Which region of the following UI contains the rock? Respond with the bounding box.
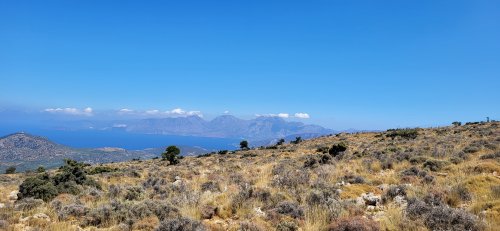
[0,203,5,209]
[377,184,389,191]
[361,192,381,206]
[174,176,182,181]
[19,213,51,223]
[394,195,407,207]
[172,179,183,187]
[254,207,266,217]
[9,190,19,201]
[367,205,376,211]
[33,213,50,221]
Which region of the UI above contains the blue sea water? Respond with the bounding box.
[0,126,240,151]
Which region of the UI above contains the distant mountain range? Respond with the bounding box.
[75,115,334,142]
[0,133,207,172]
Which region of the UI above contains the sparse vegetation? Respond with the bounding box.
[0,122,498,230]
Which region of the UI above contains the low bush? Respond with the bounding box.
[156,217,205,231]
[327,216,380,231]
[274,201,304,219]
[14,197,44,211]
[479,152,500,160]
[382,185,406,203]
[276,221,298,231]
[200,181,220,192]
[17,159,100,202]
[329,143,348,157]
[423,159,450,171]
[406,197,483,231]
[386,128,418,139]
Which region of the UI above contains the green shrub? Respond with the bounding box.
[387,128,419,139]
[17,159,100,202]
[17,173,58,202]
[291,137,302,144]
[36,166,46,173]
[5,166,16,174]
[329,143,347,157]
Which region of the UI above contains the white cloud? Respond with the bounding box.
[294,113,310,119]
[139,108,203,117]
[277,113,289,118]
[145,109,160,115]
[119,108,134,113]
[223,110,230,114]
[44,107,93,116]
[255,113,289,118]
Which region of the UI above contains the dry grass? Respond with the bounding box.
[0,122,498,230]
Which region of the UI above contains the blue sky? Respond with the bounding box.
[1,1,499,130]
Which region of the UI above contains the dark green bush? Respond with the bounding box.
[17,159,100,202]
[329,143,347,157]
[387,128,419,139]
[240,140,249,150]
[5,166,16,174]
[17,173,58,202]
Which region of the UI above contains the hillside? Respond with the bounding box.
[0,133,207,172]
[0,122,498,231]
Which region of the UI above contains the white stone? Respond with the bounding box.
[254,207,266,217]
[8,190,18,201]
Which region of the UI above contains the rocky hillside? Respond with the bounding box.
[0,133,207,172]
[0,122,498,231]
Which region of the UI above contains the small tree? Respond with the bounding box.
[291,137,302,144]
[276,138,285,146]
[240,140,249,150]
[36,166,46,173]
[162,145,181,165]
[452,121,462,126]
[5,166,16,174]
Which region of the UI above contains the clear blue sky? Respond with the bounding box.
[1,1,499,129]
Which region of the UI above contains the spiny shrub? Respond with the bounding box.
[382,185,406,203]
[406,197,483,231]
[423,159,450,171]
[274,201,304,219]
[272,169,310,189]
[327,216,380,231]
[239,221,265,231]
[124,186,143,201]
[14,197,44,211]
[276,221,298,231]
[200,181,220,192]
[479,152,500,160]
[57,203,89,220]
[156,217,205,231]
